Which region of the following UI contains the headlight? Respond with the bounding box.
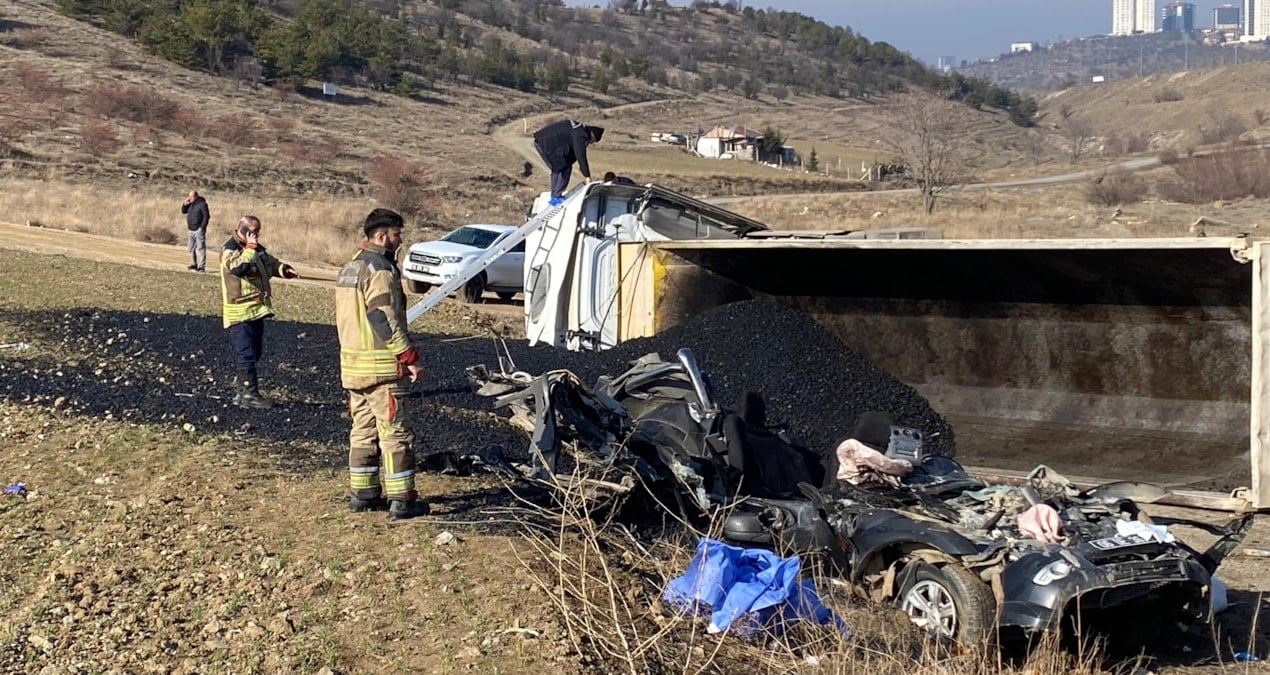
[1031,560,1072,586]
[440,256,465,264]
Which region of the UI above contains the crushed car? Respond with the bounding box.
[470,348,1253,645]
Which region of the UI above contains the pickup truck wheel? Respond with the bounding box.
[495,291,517,302]
[405,279,431,294]
[899,563,996,645]
[460,274,485,304]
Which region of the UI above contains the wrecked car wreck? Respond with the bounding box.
[472,348,1253,646]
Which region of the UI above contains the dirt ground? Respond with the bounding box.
[3,232,1270,674]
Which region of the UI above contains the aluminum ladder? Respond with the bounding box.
[405,185,581,324]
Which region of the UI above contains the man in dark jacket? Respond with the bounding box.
[181,190,211,271]
[532,120,604,203]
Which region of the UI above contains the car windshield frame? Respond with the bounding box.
[440,226,503,249]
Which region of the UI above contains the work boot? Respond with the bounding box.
[349,495,388,512]
[388,499,431,521]
[236,369,274,409]
[187,264,198,270]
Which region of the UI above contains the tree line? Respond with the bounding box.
[54,0,1037,126]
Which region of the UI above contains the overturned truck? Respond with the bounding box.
[501,182,1270,512]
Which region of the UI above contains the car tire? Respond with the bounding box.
[898,562,996,645]
[405,279,432,294]
[460,274,485,304]
[495,291,517,302]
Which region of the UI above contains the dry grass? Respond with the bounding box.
[508,464,1118,675]
[0,178,378,265]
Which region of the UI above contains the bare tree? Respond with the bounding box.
[888,93,960,215]
[1062,118,1095,164]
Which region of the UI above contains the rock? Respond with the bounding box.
[434,531,456,546]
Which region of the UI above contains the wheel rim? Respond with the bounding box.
[901,579,958,638]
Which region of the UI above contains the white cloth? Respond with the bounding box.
[834,438,913,484]
[1115,519,1175,543]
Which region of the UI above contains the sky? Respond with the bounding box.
[565,1,1152,66]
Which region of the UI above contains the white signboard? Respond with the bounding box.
[322,82,337,96]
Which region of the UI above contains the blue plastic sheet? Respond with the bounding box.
[663,537,848,637]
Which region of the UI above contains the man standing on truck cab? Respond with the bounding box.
[532,119,604,204]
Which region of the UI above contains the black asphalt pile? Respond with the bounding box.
[501,299,956,458]
[0,300,953,472]
[0,308,528,465]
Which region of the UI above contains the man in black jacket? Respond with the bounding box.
[532,120,604,203]
[181,190,211,271]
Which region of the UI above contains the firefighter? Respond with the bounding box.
[219,215,299,409]
[335,208,430,520]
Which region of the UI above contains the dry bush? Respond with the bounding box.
[135,226,179,245]
[1157,148,1181,165]
[1103,132,1150,156]
[1256,109,1269,126]
[79,119,121,156]
[369,153,436,217]
[508,466,1113,675]
[171,107,207,139]
[1153,88,1184,103]
[1197,114,1249,146]
[11,61,67,104]
[1159,148,1270,203]
[84,83,183,131]
[7,27,50,49]
[0,116,39,144]
[1085,171,1147,206]
[130,123,161,147]
[211,113,262,148]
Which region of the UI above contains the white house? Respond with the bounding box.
[695,126,757,159]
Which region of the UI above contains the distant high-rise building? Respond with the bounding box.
[1162,2,1195,31]
[1214,4,1241,29]
[1244,0,1270,38]
[1112,0,1157,35]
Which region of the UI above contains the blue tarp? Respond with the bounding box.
[662,537,849,637]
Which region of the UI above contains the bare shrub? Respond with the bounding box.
[135,226,179,245]
[1085,170,1147,206]
[1158,148,1181,165]
[277,139,321,163]
[1159,148,1270,203]
[84,83,182,130]
[1153,87,1184,103]
[509,466,1112,675]
[369,153,435,216]
[79,119,121,156]
[1105,132,1151,156]
[1197,114,1249,145]
[12,61,64,103]
[130,123,161,147]
[8,28,50,49]
[171,107,207,139]
[1255,109,1269,126]
[0,116,39,144]
[211,113,262,148]
[103,45,128,69]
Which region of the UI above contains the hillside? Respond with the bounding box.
[0,0,1048,233]
[959,30,1270,92]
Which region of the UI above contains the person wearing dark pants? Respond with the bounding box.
[219,215,300,409]
[532,119,604,203]
[181,190,210,271]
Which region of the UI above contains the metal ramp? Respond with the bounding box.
[405,186,581,324]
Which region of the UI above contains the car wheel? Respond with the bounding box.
[495,291,517,302]
[405,279,431,294]
[459,274,485,304]
[898,562,996,644]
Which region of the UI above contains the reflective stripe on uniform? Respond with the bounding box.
[383,469,414,496]
[349,465,379,490]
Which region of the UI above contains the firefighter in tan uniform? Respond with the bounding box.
[335,208,430,520]
[220,215,299,409]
